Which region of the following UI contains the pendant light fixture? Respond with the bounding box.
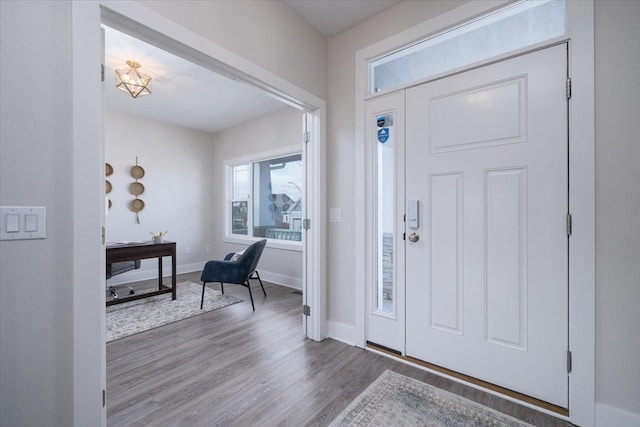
[115,60,152,99]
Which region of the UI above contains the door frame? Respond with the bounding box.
[72,1,327,424]
[354,1,595,426]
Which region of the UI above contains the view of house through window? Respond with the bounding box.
[229,153,303,243]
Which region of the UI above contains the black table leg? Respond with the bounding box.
[158,256,163,290]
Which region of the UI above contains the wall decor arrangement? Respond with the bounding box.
[129,157,145,224]
[105,162,113,209]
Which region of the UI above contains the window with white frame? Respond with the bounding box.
[226,149,303,245]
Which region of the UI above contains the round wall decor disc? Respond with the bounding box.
[130,165,145,179]
[129,182,145,196]
[130,198,145,212]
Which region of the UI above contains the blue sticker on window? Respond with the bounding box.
[378,127,389,143]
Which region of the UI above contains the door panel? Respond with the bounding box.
[430,76,527,153]
[430,173,463,334]
[405,44,569,407]
[485,167,528,350]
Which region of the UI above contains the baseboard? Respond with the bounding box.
[106,262,203,286]
[257,270,302,290]
[596,403,640,426]
[106,263,302,290]
[327,320,357,346]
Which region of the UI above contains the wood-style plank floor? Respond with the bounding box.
[107,272,573,426]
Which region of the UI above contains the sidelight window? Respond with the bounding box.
[375,113,395,314]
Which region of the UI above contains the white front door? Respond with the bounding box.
[405,44,569,407]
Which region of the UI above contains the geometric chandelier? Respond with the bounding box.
[115,60,152,99]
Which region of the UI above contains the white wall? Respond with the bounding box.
[104,108,216,282]
[0,1,74,425]
[594,0,640,421]
[140,0,327,101]
[211,107,304,289]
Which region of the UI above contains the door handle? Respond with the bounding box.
[408,233,420,242]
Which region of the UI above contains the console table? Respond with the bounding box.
[106,241,176,306]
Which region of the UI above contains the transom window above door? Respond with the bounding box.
[369,0,566,94]
[225,147,303,248]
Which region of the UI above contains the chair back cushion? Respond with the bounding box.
[238,239,267,274]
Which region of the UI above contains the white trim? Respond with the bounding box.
[73,1,326,424]
[354,1,595,425]
[327,321,357,347]
[224,144,302,167]
[595,403,640,427]
[257,270,303,290]
[107,263,303,290]
[223,236,303,252]
[565,2,596,425]
[106,262,203,286]
[305,108,327,341]
[72,3,106,425]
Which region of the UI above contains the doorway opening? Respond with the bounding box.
[102,23,306,309]
[72,2,326,423]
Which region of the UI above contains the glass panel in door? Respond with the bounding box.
[376,113,394,314]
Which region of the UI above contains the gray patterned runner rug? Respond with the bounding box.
[330,370,535,426]
[106,280,241,342]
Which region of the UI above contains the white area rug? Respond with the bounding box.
[106,280,241,342]
[330,370,535,426]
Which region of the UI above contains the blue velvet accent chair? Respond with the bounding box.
[200,239,267,311]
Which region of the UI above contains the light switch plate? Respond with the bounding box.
[329,208,342,223]
[6,214,19,233]
[25,214,38,232]
[1,206,46,240]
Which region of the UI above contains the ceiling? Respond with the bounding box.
[104,1,402,134]
[104,26,289,135]
[284,0,402,37]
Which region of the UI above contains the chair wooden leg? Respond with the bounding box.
[254,271,266,297]
[246,280,255,311]
[200,281,206,309]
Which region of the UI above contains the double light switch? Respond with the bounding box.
[1,206,46,240]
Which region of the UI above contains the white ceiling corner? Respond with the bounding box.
[283,0,402,37]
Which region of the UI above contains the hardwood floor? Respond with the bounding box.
[107,272,573,426]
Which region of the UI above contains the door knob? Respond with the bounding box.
[408,233,420,242]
